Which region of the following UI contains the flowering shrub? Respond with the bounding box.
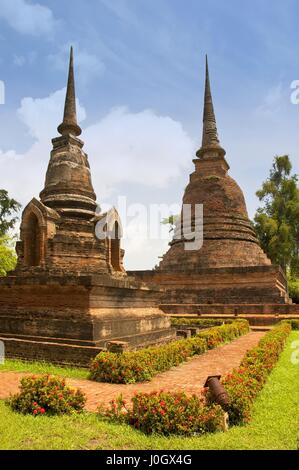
[196,320,249,349]
[99,391,225,436]
[90,320,249,384]
[7,375,86,416]
[219,322,291,425]
[89,339,197,384]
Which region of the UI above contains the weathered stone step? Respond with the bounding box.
[250,326,272,332]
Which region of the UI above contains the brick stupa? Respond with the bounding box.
[0,48,173,365]
[131,57,293,315]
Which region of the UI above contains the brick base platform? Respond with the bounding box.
[129,266,291,305]
[161,303,299,318]
[0,273,175,365]
[0,337,103,367]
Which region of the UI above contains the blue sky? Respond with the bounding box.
[0,0,299,268]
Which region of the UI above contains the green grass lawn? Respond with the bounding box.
[0,359,89,380]
[0,332,298,450]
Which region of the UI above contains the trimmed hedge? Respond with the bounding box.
[219,322,291,425]
[171,318,234,329]
[89,320,249,384]
[99,391,225,436]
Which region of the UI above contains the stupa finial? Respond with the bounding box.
[197,55,225,158]
[57,46,82,137]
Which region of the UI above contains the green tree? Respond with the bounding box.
[254,155,299,276]
[0,236,17,276]
[0,189,20,276]
[161,214,179,233]
[0,189,21,236]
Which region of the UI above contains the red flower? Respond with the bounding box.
[33,410,38,415]
[40,408,46,414]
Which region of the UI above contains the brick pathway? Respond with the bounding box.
[0,332,264,412]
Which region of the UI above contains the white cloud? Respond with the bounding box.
[17,88,86,140]
[0,89,194,269]
[48,44,105,85]
[0,0,57,36]
[85,107,194,193]
[255,83,285,117]
[99,0,138,26]
[13,55,25,67]
[13,51,38,67]
[123,233,171,271]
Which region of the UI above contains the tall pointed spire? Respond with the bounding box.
[197,55,225,158]
[57,46,82,137]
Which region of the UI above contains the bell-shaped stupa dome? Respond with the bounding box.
[159,57,271,271]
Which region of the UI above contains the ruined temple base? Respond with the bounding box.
[0,273,175,366]
[129,265,291,305]
[127,265,299,325]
